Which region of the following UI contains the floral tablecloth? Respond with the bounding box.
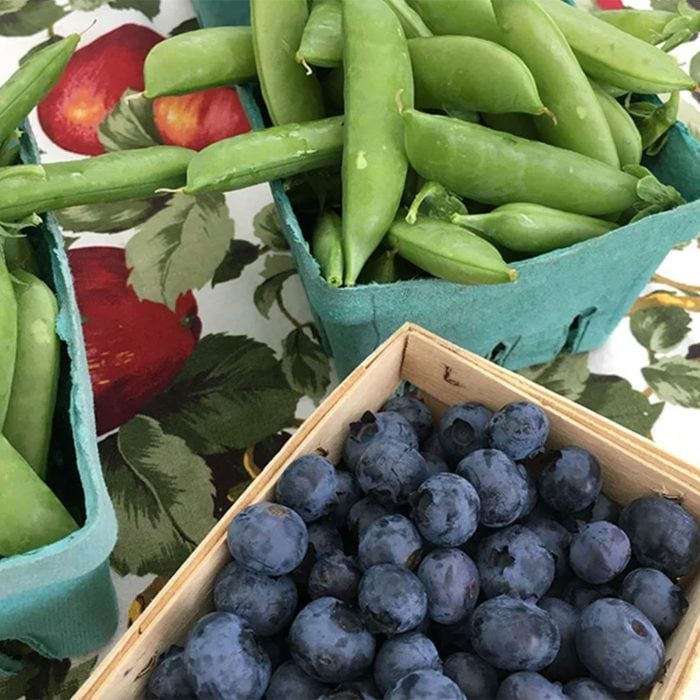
[0,0,698,697]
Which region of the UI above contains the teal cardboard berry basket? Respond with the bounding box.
[0,124,118,673]
[194,0,700,378]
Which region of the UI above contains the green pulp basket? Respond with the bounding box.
[194,0,700,378]
[0,125,118,673]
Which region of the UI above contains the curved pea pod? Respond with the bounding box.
[452,203,617,254]
[312,211,343,287]
[0,253,17,426]
[594,9,676,44]
[0,146,193,222]
[0,434,77,556]
[591,82,642,167]
[409,36,547,116]
[403,109,640,216]
[296,0,342,70]
[387,216,516,285]
[186,116,343,194]
[383,0,432,38]
[494,0,618,167]
[535,0,695,94]
[406,0,500,42]
[342,0,414,286]
[481,112,538,140]
[4,270,60,479]
[0,34,79,147]
[252,0,325,125]
[143,27,256,98]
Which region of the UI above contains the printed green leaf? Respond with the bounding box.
[126,192,234,309]
[69,0,105,9]
[578,374,665,436]
[0,0,28,14]
[642,356,700,408]
[212,239,260,286]
[0,0,65,35]
[108,0,160,19]
[630,306,691,354]
[98,89,160,152]
[253,203,288,251]
[148,334,300,454]
[55,197,164,233]
[254,254,296,318]
[518,353,590,402]
[282,327,331,400]
[18,34,62,64]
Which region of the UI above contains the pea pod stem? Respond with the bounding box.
[311,211,344,287]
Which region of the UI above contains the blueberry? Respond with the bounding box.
[356,438,428,505]
[538,447,602,514]
[276,455,338,523]
[289,597,376,683]
[148,645,193,699]
[358,564,428,634]
[332,470,363,527]
[227,503,308,576]
[265,660,328,700]
[374,633,442,694]
[619,496,700,578]
[562,677,616,699]
[309,553,361,603]
[476,525,555,600]
[458,449,529,528]
[382,395,434,442]
[346,496,390,540]
[620,567,688,638]
[517,463,538,518]
[569,522,631,585]
[308,518,344,558]
[471,596,561,671]
[422,430,449,462]
[411,473,480,546]
[422,451,450,477]
[538,597,584,682]
[319,677,381,699]
[342,410,418,471]
[562,580,616,611]
[497,672,566,699]
[576,598,664,692]
[384,670,466,700]
[417,548,479,624]
[213,560,297,637]
[578,493,620,525]
[443,652,499,700]
[523,518,572,581]
[488,401,549,460]
[184,612,271,700]
[358,514,423,570]
[438,402,493,464]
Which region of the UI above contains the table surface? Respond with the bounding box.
[0,0,699,697]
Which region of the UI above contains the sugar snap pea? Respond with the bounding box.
[481,112,538,140]
[403,109,640,216]
[382,0,432,38]
[387,216,516,285]
[358,249,401,285]
[186,116,343,194]
[342,0,414,286]
[452,203,617,254]
[494,0,618,167]
[594,9,676,45]
[252,0,325,125]
[0,253,17,427]
[409,36,548,116]
[406,0,500,42]
[296,0,343,70]
[143,27,256,98]
[0,34,79,147]
[0,146,193,222]
[591,82,642,167]
[312,211,343,287]
[535,0,695,94]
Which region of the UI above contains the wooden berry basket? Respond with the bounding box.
[75,324,700,699]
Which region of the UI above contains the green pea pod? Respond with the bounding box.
[4,236,40,275]
[382,0,432,38]
[0,34,79,147]
[252,0,325,125]
[535,0,695,94]
[409,36,547,116]
[144,27,256,98]
[342,0,414,286]
[594,9,676,44]
[387,216,516,285]
[0,146,193,222]
[358,249,400,285]
[628,92,680,156]
[0,434,77,556]
[481,112,538,140]
[312,211,343,287]
[591,82,642,167]
[296,0,343,70]
[406,0,501,42]
[0,253,17,426]
[4,270,59,479]
[403,109,639,216]
[0,133,20,167]
[452,203,617,254]
[494,0,618,167]
[186,116,343,194]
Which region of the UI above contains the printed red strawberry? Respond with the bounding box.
[596,1,625,8]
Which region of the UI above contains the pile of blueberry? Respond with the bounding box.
[148,396,700,700]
